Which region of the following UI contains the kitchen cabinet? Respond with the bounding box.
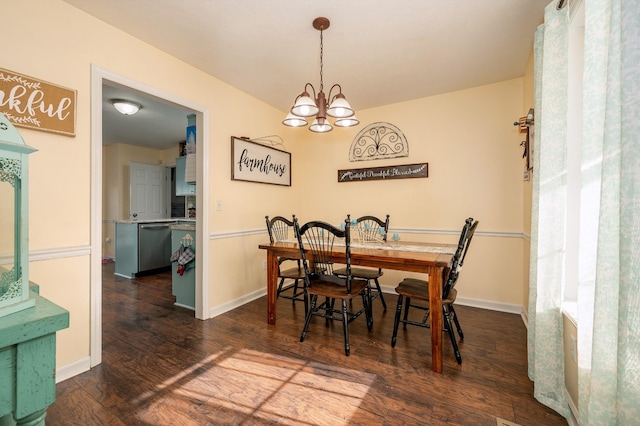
[115,221,172,278]
[170,226,196,310]
[175,157,195,196]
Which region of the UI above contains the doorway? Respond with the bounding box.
[90,65,210,367]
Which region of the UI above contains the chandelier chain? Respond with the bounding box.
[283,17,357,132]
[319,28,324,93]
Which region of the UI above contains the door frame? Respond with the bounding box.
[90,65,211,367]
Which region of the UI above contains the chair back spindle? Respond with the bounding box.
[294,217,354,293]
[443,218,479,299]
[347,214,390,243]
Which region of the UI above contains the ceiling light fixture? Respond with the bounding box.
[283,17,358,133]
[111,99,142,115]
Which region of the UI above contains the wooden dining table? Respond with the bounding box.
[258,239,456,373]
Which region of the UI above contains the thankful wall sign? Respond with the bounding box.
[338,163,428,183]
[0,67,77,136]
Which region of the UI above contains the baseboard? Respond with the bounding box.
[521,310,529,329]
[208,287,267,318]
[56,356,91,383]
[380,285,523,315]
[455,296,522,314]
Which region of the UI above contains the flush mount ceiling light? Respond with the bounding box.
[111,99,142,115]
[283,17,359,133]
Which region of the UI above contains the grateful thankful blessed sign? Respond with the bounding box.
[338,163,428,182]
[231,137,291,186]
[0,67,77,136]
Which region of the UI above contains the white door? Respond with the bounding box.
[130,161,167,221]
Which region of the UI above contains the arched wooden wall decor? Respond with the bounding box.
[349,122,408,162]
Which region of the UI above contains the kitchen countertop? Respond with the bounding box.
[116,218,196,224]
[170,224,196,231]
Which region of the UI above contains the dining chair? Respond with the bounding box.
[333,214,390,311]
[390,217,478,364]
[293,216,373,356]
[265,215,308,314]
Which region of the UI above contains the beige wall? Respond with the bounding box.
[6,0,285,369]
[288,79,526,307]
[7,0,534,374]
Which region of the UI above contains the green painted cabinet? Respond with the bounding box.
[0,291,69,426]
[175,157,195,196]
[114,222,138,279]
[171,227,195,310]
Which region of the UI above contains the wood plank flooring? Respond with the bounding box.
[46,263,567,425]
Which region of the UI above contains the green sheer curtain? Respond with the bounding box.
[529,0,640,424]
[578,0,640,424]
[528,2,570,418]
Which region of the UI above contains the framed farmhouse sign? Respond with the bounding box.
[231,137,291,186]
[338,163,428,183]
[0,67,77,137]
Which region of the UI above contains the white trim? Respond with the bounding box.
[90,65,211,370]
[565,388,580,426]
[56,356,91,383]
[210,228,265,240]
[208,287,267,318]
[521,309,529,329]
[211,287,526,331]
[563,301,578,326]
[29,246,91,262]
[209,227,522,241]
[455,296,523,314]
[379,285,523,315]
[389,227,523,239]
[90,66,103,368]
[89,64,104,367]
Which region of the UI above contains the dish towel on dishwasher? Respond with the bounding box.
[172,245,195,275]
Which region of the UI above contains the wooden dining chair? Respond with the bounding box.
[333,214,390,311]
[390,217,478,364]
[265,215,308,314]
[293,216,373,356]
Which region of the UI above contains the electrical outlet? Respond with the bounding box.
[262,260,267,270]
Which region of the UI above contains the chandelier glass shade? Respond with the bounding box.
[283,17,357,133]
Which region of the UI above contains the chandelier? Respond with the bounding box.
[282,17,359,133]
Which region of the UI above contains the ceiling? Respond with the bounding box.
[64,0,550,149]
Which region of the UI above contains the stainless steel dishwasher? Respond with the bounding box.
[138,223,172,272]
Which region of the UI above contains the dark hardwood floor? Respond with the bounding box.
[46,263,567,425]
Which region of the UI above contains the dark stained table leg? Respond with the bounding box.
[427,265,444,373]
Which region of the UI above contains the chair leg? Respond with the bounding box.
[276,277,286,297]
[372,278,387,311]
[300,295,317,343]
[342,299,350,356]
[391,295,403,347]
[449,304,464,340]
[443,305,462,364]
[326,297,333,325]
[361,290,373,331]
[292,279,300,305]
[302,289,309,317]
[402,297,411,330]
